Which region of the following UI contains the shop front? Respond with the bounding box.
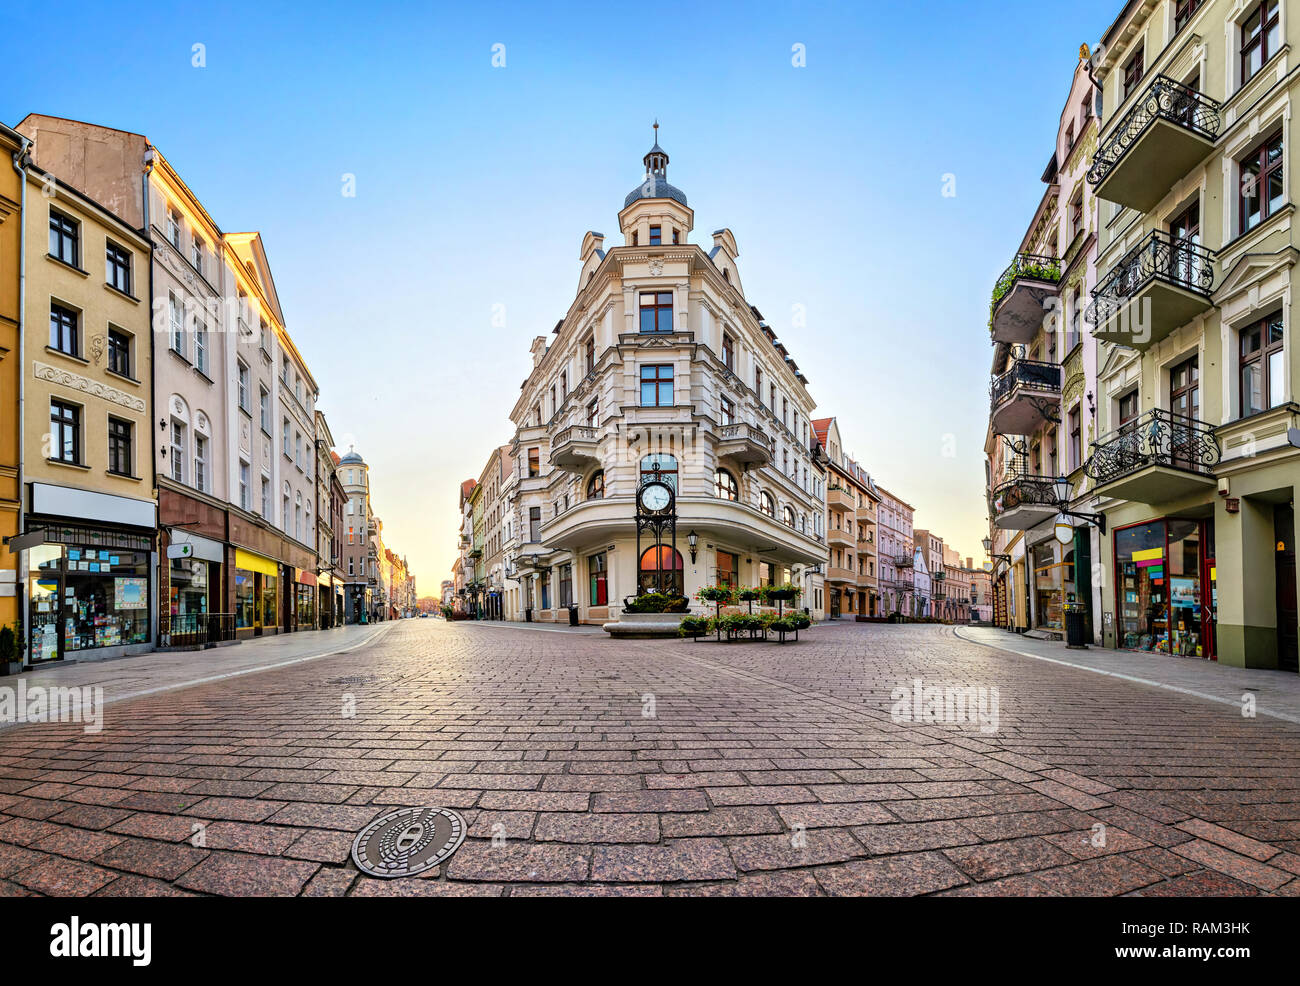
[24,484,157,663]
[234,548,280,638]
[1113,518,1215,658]
[294,569,317,630]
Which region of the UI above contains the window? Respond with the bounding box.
[783,506,796,528]
[1068,406,1081,472]
[295,494,303,541]
[194,434,208,492]
[295,432,303,469]
[1240,131,1284,233]
[191,234,205,275]
[714,468,738,501]
[586,470,605,500]
[283,418,291,457]
[166,205,182,247]
[584,335,595,373]
[1175,0,1202,33]
[720,395,736,426]
[640,364,673,406]
[170,420,186,481]
[1122,45,1144,100]
[194,321,208,375]
[169,294,185,356]
[283,489,290,530]
[259,386,271,433]
[49,210,79,266]
[107,417,132,476]
[107,328,131,377]
[237,361,250,411]
[261,477,271,518]
[639,291,673,333]
[1240,312,1284,416]
[1241,1,1281,85]
[640,453,677,491]
[587,398,598,427]
[529,506,541,542]
[631,230,638,246]
[558,564,573,607]
[638,545,683,596]
[760,491,775,517]
[527,447,540,477]
[722,332,734,370]
[560,370,567,401]
[672,228,680,245]
[1070,190,1083,237]
[716,550,738,587]
[648,225,661,245]
[239,462,250,510]
[259,319,270,354]
[1069,285,1082,350]
[754,365,763,394]
[50,400,80,464]
[1118,390,1140,430]
[589,552,608,606]
[49,303,78,356]
[105,241,131,293]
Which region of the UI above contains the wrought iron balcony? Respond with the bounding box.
[990,474,1060,531]
[1086,231,1215,351]
[1087,75,1221,213]
[989,253,1061,344]
[990,358,1062,434]
[1083,408,1219,503]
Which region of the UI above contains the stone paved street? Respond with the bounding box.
[1,619,1299,897]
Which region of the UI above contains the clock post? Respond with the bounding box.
[635,462,677,596]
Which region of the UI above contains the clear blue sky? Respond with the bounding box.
[5,0,1121,588]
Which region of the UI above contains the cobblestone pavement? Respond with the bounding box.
[1,620,1298,897]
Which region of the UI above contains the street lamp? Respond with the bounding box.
[687,529,698,563]
[982,536,1012,565]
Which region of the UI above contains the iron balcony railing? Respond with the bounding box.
[990,474,1060,514]
[1086,74,1222,188]
[990,253,1062,311]
[1083,408,1219,486]
[160,613,236,648]
[991,358,1063,407]
[1085,230,1216,326]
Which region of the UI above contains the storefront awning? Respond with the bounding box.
[296,569,318,586]
[234,549,278,577]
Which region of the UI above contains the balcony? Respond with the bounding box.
[989,254,1061,344]
[1083,408,1219,504]
[827,527,854,549]
[857,537,876,557]
[716,421,771,466]
[825,564,856,585]
[893,554,914,568]
[990,358,1062,435]
[1086,231,1216,351]
[550,425,600,472]
[855,504,875,523]
[1087,75,1222,213]
[990,474,1060,531]
[827,486,856,511]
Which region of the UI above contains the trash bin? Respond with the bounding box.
[1064,605,1088,649]
[568,605,579,627]
[524,608,533,623]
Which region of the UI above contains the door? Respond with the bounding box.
[1277,505,1298,672]
[1170,202,1201,288]
[1169,355,1200,469]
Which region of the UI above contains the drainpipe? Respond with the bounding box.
[10,132,30,662]
[142,147,156,645]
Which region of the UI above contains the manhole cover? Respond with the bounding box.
[351,807,466,878]
[327,674,378,686]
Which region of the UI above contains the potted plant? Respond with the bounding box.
[0,625,20,676]
[678,615,711,640]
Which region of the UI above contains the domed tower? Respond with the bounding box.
[618,122,693,247]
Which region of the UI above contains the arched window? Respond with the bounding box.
[760,491,775,517]
[640,453,677,491]
[638,545,684,596]
[783,506,795,528]
[714,468,738,501]
[586,470,605,500]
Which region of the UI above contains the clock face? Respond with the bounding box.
[639,483,671,512]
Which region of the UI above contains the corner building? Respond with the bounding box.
[507,134,827,622]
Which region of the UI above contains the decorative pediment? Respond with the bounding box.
[1213,246,1299,304]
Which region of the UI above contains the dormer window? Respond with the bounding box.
[649,225,661,245]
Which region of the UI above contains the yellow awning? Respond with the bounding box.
[235,549,278,577]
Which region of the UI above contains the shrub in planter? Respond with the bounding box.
[625,594,689,614]
[788,613,812,630]
[678,615,712,638]
[0,624,19,675]
[736,588,761,603]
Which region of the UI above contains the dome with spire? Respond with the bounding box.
[623,122,688,208]
[338,445,365,465]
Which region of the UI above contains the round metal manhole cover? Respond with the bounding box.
[351,807,466,878]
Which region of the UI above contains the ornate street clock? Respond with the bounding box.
[636,462,678,595]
